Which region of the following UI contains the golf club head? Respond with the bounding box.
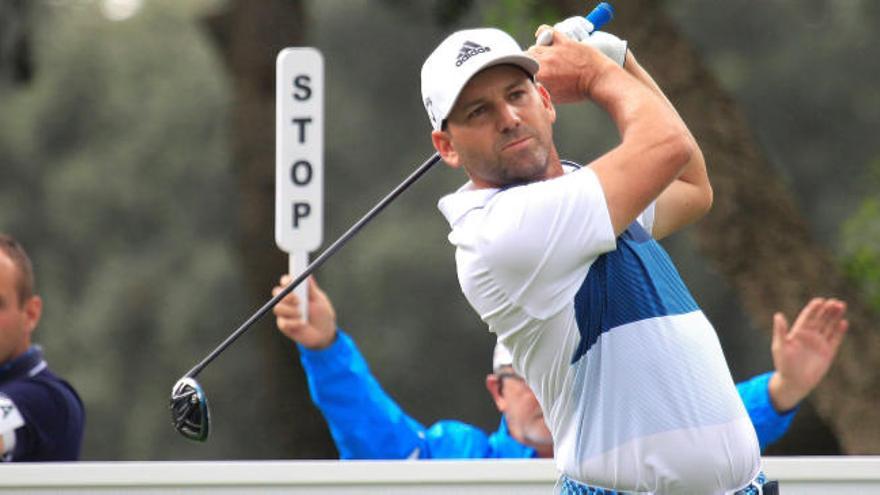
[170,377,210,442]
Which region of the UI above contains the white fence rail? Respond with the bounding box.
[1,457,878,494]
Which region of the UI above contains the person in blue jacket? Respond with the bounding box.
[0,234,85,462]
[272,276,847,460]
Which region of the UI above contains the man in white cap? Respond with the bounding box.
[422,24,766,493]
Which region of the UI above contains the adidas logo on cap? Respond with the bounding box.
[455,41,491,67]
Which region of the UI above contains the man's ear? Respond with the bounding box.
[431,129,460,168]
[536,83,556,124]
[23,295,42,335]
[485,374,507,412]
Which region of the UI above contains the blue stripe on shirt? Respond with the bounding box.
[571,222,699,363]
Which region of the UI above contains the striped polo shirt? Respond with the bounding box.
[438,163,760,493]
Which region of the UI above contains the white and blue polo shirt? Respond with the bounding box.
[439,163,760,493]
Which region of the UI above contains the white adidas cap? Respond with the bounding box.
[421,28,539,131]
[492,341,514,372]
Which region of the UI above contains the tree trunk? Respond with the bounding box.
[202,0,336,458]
[552,0,879,454]
[0,0,34,85]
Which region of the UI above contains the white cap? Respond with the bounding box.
[492,341,514,372]
[421,28,539,131]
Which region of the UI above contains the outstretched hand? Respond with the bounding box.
[768,298,849,412]
[272,276,337,350]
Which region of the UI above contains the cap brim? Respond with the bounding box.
[479,54,540,77]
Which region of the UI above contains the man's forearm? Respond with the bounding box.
[621,51,711,238]
[768,371,808,413]
[737,372,798,450]
[588,59,696,234]
[299,331,426,459]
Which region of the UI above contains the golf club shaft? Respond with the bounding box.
[184,152,443,379]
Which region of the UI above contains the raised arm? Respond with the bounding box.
[528,31,697,236]
[620,51,711,239]
[532,25,710,239]
[273,277,492,459]
[273,276,425,459]
[737,298,848,450]
[768,297,848,412]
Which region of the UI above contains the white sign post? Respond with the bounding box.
[276,48,324,319]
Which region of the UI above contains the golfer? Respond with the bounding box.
[423,26,763,493]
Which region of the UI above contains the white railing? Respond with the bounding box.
[1,457,878,494]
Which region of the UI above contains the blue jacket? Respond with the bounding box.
[299,330,795,459]
[0,346,85,462]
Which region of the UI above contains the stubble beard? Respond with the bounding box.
[493,129,551,186]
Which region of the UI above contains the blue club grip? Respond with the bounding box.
[536,2,614,46]
[586,2,614,31]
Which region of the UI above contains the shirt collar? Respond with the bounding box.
[437,181,500,227]
[437,160,583,227]
[0,345,46,383]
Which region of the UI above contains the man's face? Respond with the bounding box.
[487,366,553,455]
[433,64,558,188]
[0,253,39,364]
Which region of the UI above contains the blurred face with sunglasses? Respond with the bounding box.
[485,365,554,458]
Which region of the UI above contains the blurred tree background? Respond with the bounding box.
[0,0,878,460]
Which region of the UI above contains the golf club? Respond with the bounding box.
[170,0,615,442]
[171,152,442,441]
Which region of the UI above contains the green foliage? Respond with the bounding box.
[482,0,561,44]
[434,0,476,27]
[0,0,247,460]
[840,160,880,311]
[668,0,880,243]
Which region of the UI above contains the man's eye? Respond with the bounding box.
[468,106,486,119]
[509,90,526,101]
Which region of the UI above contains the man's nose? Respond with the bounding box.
[496,103,521,132]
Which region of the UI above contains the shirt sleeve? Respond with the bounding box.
[298,331,500,460]
[637,201,657,235]
[421,420,492,459]
[298,330,428,459]
[480,168,618,319]
[736,372,798,451]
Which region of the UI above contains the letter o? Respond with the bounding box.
[291,160,313,186]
